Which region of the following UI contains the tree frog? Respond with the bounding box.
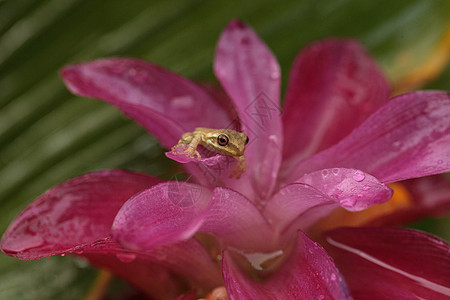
[171,127,249,178]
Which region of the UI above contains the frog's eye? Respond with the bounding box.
[245,136,249,145]
[217,134,229,146]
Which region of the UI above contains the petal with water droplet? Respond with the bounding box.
[1,170,160,259]
[285,91,450,183]
[264,169,392,241]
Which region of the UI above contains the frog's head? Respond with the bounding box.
[205,129,249,156]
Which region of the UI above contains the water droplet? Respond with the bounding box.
[330,273,337,281]
[116,252,136,263]
[332,168,340,175]
[362,185,371,191]
[321,169,329,178]
[437,160,443,164]
[60,253,66,257]
[352,171,365,182]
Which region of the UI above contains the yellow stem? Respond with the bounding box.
[83,269,114,300]
[393,24,450,95]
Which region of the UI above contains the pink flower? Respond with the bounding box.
[2,20,450,299]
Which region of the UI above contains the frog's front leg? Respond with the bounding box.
[172,132,202,158]
[171,132,193,151]
[229,155,246,179]
[185,134,202,158]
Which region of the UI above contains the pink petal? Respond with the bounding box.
[222,231,351,299]
[214,20,283,199]
[199,187,275,252]
[297,168,393,211]
[324,227,450,299]
[112,181,212,250]
[1,170,160,259]
[61,58,233,148]
[283,39,390,162]
[113,182,274,252]
[283,91,450,184]
[266,168,392,239]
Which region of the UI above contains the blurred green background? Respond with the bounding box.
[1,0,449,298]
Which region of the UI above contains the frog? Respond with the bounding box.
[171,127,249,178]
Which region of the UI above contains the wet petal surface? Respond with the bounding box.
[266,168,392,239]
[62,58,233,148]
[1,170,160,259]
[284,91,450,184]
[324,227,450,299]
[112,181,212,249]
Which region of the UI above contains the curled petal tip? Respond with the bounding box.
[226,19,248,30]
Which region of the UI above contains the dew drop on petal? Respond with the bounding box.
[332,168,340,175]
[353,171,365,182]
[60,253,66,257]
[330,273,337,281]
[116,252,137,263]
[321,169,329,178]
